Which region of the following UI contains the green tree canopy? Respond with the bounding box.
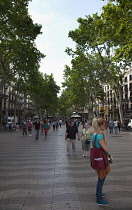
[0,0,44,86]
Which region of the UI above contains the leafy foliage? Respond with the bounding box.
[63,0,132,121]
[0,0,44,86]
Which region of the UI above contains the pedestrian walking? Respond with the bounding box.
[59,119,62,127]
[28,120,33,137]
[65,120,80,156]
[81,123,93,157]
[52,121,56,131]
[43,120,49,139]
[108,120,114,134]
[34,119,40,140]
[66,120,70,128]
[118,120,122,133]
[90,118,111,206]
[114,119,118,134]
[21,121,27,136]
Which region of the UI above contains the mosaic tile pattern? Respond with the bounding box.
[0,127,132,210]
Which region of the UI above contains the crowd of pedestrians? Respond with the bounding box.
[1,118,64,140]
[1,117,124,207]
[108,119,122,134]
[20,119,64,140]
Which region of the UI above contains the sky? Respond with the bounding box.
[28,0,107,93]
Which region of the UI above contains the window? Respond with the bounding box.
[129,75,132,81]
[129,83,132,91]
[125,77,127,82]
[125,94,128,100]
[125,84,128,92]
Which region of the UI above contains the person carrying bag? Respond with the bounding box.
[90,118,112,207]
[90,134,108,170]
[81,123,93,157]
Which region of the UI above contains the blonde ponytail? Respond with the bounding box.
[92,118,105,130]
[92,118,98,130]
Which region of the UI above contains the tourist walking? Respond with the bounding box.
[52,121,56,131]
[65,120,80,156]
[34,119,40,140]
[43,120,49,139]
[114,119,118,134]
[28,120,33,137]
[59,119,62,127]
[90,118,111,206]
[118,121,122,133]
[109,120,114,134]
[81,123,93,157]
[21,121,27,136]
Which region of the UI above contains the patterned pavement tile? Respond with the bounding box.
[0,126,132,210]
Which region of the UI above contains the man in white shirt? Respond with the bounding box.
[114,120,118,134]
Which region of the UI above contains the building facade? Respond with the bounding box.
[103,69,132,121]
[0,82,36,128]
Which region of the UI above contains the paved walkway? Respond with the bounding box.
[0,125,132,210]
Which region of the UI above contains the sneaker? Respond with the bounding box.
[66,153,71,156]
[102,193,107,198]
[72,153,76,156]
[96,193,107,198]
[96,200,110,206]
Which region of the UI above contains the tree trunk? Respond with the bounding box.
[117,88,123,123]
[14,94,17,124]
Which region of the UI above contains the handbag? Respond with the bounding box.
[90,134,108,170]
[85,139,90,144]
[84,129,91,144]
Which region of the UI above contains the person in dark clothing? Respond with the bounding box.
[34,119,40,140]
[118,121,122,133]
[65,120,80,156]
[66,120,70,128]
[21,122,27,136]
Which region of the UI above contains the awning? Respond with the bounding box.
[71,114,81,118]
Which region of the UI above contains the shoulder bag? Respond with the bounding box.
[90,134,108,170]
